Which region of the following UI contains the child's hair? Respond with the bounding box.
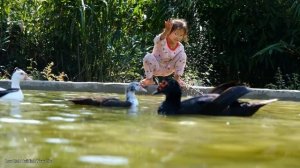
[170,18,188,42]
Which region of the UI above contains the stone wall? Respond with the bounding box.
[1,80,300,100]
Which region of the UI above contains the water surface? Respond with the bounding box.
[0,90,299,168]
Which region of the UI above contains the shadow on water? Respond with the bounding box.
[0,90,299,168]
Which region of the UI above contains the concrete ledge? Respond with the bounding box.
[1,80,300,101]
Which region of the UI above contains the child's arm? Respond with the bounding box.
[174,74,186,87]
[160,20,172,40]
[174,74,181,81]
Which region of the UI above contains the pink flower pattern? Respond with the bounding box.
[143,34,186,79]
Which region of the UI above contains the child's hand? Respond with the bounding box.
[140,78,155,87]
[177,79,186,88]
[164,19,173,32]
[174,75,186,88]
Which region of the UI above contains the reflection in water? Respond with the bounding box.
[128,105,138,115]
[0,90,300,168]
[10,101,21,118]
[0,100,41,124]
[0,100,23,118]
[0,100,41,151]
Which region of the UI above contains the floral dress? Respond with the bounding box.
[143,34,187,79]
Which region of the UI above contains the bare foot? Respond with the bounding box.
[140,78,155,87]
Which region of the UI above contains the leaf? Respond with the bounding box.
[253,42,283,57]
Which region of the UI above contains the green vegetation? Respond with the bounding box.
[1,0,300,88]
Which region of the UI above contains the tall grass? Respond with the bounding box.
[1,0,300,87]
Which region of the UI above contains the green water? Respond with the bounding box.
[0,90,300,168]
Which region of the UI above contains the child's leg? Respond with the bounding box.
[141,53,159,86]
[173,52,187,77]
[173,52,187,87]
[143,53,159,78]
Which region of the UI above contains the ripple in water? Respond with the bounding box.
[59,112,80,118]
[0,117,42,125]
[78,155,129,166]
[47,116,76,122]
[21,102,32,105]
[39,103,68,107]
[179,121,196,126]
[45,138,70,144]
[51,100,66,103]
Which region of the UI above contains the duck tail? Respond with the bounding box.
[210,81,243,94]
[212,86,251,110]
[229,99,278,116]
[258,99,278,104]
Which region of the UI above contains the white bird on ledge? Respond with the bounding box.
[0,68,32,101]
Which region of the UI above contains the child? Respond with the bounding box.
[140,18,188,87]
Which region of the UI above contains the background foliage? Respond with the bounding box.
[1,0,300,88]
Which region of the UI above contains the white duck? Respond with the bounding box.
[0,68,31,101]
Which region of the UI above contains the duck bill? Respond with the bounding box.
[139,87,147,92]
[24,75,32,80]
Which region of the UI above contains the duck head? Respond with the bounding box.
[153,78,182,97]
[11,68,32,88]
[126,82,147,106]
[126,82,147,93]
[153,78,182,115]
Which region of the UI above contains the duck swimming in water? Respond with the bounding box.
[69,82,147,108]
[0,68,31,101]
[153,78,277,116]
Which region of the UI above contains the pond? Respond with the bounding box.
[0,90,300,168]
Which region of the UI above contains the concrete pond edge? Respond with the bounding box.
[1,80,300,101]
